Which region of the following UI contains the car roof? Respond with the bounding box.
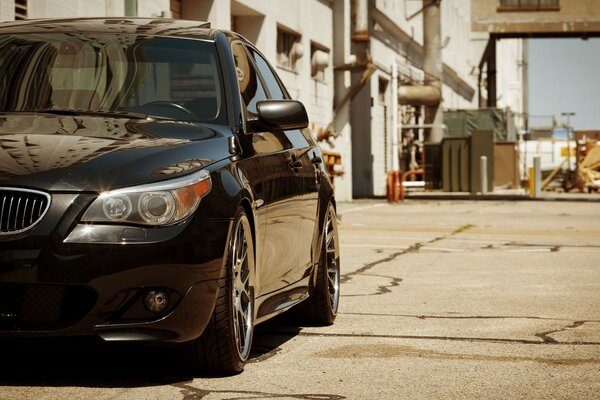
[0,17,223,40]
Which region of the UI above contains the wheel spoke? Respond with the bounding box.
[232,301,240,339]
[328,274,336,286]
[327,263,338,275]
[235,225,244,262]
[238,245,247,270]
[326,229,334,248]
[240,308,248,327]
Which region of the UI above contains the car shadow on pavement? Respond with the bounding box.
[0,322,302,387]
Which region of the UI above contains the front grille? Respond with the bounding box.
[0,188,50,235]
[0,284,97,330]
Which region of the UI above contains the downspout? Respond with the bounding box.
[391,60,399,172]
[487,36,497,107]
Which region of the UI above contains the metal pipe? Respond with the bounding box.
[480,156,488,194]
[422,0,443,143]
[487,37,497,107]
[532,156,541,198]
[398,85,441,106]
[391,60,399,172]
[353,0,369,42]
[399,169,425,201]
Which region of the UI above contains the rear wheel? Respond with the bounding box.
[293,202,340,325]
[184,208,255,374]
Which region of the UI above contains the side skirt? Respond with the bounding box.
[254,274,312,325]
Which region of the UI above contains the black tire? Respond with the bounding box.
[292,202,340,326]
[183,208,255,374]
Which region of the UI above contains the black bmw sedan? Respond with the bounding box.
[0,17,340,374]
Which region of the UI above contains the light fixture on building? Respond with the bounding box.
[311,49,330,77]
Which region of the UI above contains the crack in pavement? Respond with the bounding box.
[340,274,402,297]
[506,241,600,250]
[340,223,475,285]
[172,382,345,400]
[501,241,600,251]
[331,314,599,346]
[286,331,600,346]
[535,320,588,343]
[339,312,600,323]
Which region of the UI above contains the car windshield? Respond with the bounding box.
[0,33,225,123]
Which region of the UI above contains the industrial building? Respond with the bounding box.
[0,0,531,200]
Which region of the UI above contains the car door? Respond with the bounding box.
[248,48,320,283]
[232,43,303,297]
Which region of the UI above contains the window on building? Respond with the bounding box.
[498,0,559,12]
[310,42,330,82]
[276,28,302,72]
[378,77,388,104]
[125,0,138,17]
[170,0,181,19]
[15,0,27,20]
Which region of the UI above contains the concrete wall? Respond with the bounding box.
[472,0,600,35]
[440,0,478,110]
[496,38,527,127]
[0,0,14,21]
[24,0,168,19]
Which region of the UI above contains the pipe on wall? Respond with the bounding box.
[353,0,369,42]
[399,85,441,106]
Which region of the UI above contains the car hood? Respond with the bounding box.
[0,114,231,192]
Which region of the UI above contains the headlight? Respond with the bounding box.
[81,170,211,226]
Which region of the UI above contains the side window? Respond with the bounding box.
[249,49,287,100]
[232,44,267,115]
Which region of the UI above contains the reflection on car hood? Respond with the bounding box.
[0,114,229,191]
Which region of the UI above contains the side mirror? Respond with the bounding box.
[249,100,309,131]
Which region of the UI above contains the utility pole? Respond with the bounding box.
[561,112,575,171]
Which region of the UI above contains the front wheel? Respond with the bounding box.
[293,202,340,325]
[183,208,255,374]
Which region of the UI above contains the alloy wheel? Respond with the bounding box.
[324,207,340,314]
[231,218,253,360]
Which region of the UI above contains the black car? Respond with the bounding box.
[0,17,340,374]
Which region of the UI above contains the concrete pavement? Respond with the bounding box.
[1,199,599,399]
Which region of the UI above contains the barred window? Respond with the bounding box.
[498,0,560,12]
[15,0,27,20]
[276,28,302,72]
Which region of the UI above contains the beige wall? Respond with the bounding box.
[0,0,14,21]
[24,0,167,19]
[472,0,600,35]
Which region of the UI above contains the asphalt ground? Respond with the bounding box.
[1,199,599,399]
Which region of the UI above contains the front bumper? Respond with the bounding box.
[0,193,231,343]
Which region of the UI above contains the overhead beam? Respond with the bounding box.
[371,6,475,102]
